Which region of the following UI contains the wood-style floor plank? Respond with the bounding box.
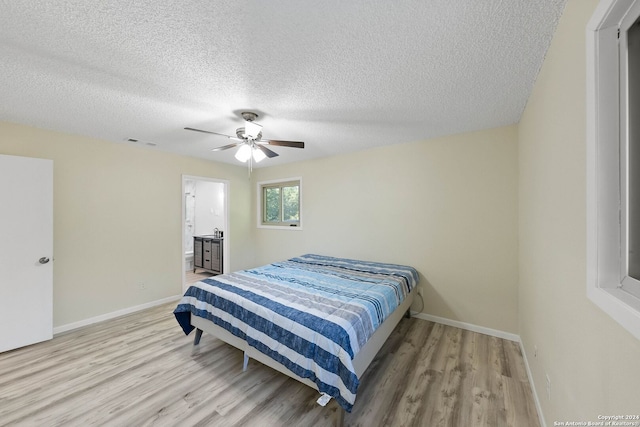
[0,302,540,426]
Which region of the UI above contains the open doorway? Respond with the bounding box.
[181,175,230,291]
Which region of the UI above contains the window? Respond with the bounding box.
[624,12,640,297]
[587,0,640,340]
[258,178,302,229]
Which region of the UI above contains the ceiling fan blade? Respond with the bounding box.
[184,127,233,138]
[211,142,241,152]
[264,139,305,149]
[256,144,279,158]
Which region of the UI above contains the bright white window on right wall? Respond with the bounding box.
[587,0,640,340]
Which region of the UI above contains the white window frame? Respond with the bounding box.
[619,6,640,298]
[257,177,303,230]
[587,0,640,341]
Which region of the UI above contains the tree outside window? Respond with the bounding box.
[259,179,301,228]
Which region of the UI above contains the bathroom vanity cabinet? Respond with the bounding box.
[193,236,223,275]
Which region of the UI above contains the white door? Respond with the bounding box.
[0,154,53,353]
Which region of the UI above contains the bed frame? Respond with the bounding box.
[189,287,417,426]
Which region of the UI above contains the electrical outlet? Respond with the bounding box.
[546,374,551,400]
[138,283,146,290]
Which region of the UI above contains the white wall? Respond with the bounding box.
[518,0,640,422]
[193,180,225,236]
[253,125,520,334]
[0,121,254,327]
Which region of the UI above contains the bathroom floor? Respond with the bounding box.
[185,270,214,286]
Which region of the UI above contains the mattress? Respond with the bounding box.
[174,254,419,411]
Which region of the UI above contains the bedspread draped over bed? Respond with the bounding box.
[173,254,419,412]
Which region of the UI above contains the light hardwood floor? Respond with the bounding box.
[186,270,215,286]
[0,301,540,427]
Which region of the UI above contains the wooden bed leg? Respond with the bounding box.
[243,352,249,371]
[193,328,203,346]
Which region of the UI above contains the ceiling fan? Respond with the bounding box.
[184,112,305,166]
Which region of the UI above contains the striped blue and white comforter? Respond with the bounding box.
[173,254,419,412]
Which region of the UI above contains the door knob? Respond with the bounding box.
[39,257,50,264]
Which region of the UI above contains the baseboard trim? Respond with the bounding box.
[53,295,182,335]
[410,311,520,342]
[518,338,547,427]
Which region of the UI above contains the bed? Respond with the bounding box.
[173,254,420,423]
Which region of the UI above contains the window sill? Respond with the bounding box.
[587,285,640,340]
[257,224,303,231]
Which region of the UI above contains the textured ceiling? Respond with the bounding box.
[0,0,566,167]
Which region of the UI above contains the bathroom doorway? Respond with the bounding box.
[182,175,229,291]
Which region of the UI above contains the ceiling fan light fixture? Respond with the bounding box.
[184,111,305,172]
[252,147,266,163]
[234,144,252,162]
[244,121,262,139]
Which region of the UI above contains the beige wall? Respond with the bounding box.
[253,126,520,333]
[518,0,640,423]
[0,121,254,327]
